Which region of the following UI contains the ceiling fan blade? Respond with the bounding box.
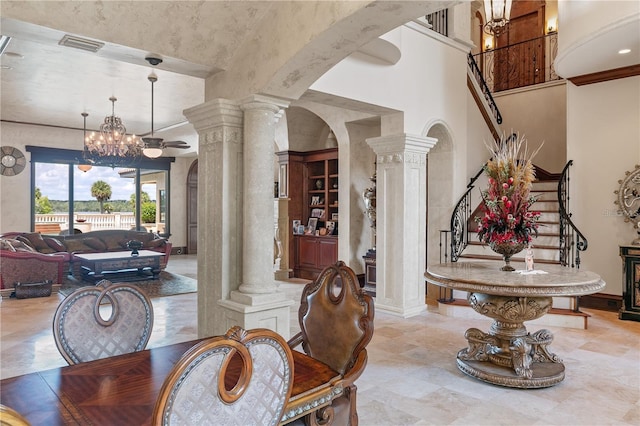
[163,140,188,146]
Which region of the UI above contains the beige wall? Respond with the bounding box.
[567,76,640,296]
[495,82,567,173]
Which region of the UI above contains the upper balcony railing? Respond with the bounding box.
[472,33,560,93]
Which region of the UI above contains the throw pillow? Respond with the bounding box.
[6,239,36,252]
[146,239,166,248]
[21,233,50,251]
[63,239,92,253]
[83,237,108,251]
[44,237,66,252]
[0,239,16,252]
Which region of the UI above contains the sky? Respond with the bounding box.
[35,163,155,201]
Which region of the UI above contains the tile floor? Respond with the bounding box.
[1,254,639,425]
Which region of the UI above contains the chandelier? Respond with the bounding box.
[483,0,512,35]
[82,97,142,168]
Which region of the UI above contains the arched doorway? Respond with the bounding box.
[425,122,454,305]
[187,159,198,254]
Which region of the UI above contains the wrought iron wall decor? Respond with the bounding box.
[614,164,640,233]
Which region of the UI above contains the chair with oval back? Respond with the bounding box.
[52,279,154,364]
[153,326,294,426]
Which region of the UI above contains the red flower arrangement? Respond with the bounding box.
[476,134,542,246]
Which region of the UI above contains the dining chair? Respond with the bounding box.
[0,404,30,426]
[153,326,294,426]
[52,279,154,364]
[284,261,375,425]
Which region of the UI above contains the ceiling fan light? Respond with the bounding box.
[143,147,163,158]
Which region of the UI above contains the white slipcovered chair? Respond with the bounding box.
[153,326,294,426]
[52,279,154,364]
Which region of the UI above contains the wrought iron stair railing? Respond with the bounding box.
[468,53,503,126]
[558,160,588,268]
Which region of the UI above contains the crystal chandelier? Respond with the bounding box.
[484,0,512,35]
[82,97,142,168]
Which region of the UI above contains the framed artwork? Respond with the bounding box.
[292,220,301,234]
[331,213,339,221]
[311,208,325,218]
[325,221,336,235]
[297,225,305,235]
[307,217,318,232]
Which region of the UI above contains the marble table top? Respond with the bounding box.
[425,262,605,297]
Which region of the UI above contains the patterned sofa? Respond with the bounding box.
[0,239,66,298]
[0,230,171,278]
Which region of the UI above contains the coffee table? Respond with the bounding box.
[425,262,605,388]
[74,250,164,283]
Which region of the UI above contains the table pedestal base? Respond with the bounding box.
[456,292,565,388]
[456,357,565,388]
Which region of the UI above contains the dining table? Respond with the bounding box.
[0,339,200,425]
[0,334,345,425]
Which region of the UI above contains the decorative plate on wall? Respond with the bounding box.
[614,164,640,228]
[0,146,26,176]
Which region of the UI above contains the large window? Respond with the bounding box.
[27,146,173,237]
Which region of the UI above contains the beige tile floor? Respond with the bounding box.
[1,254,639,425]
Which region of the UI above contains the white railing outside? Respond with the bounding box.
[35,213,144,231]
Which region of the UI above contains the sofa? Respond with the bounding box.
[0,238,66,298]
[0,230,172,278]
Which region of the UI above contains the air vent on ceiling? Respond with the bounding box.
[58,34,104,53]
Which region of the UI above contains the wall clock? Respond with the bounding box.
[614,164,640,229]
[0,146,26,176]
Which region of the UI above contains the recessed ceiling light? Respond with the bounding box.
[618,48,631,55]
[4,52,23,59]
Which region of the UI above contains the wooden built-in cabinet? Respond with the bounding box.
[294,235,338,280]
[278,148,338,279]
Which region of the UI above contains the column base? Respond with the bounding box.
[218,291,294,339]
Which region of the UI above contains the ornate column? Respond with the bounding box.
[184,99,244,338]
[366,133,436,317]
[218,95,293,338]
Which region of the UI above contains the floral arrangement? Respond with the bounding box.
[476,134,542,246]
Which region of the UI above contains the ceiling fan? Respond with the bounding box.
[141,73,190,158]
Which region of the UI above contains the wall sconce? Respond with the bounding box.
[484,36,494,50]
[547,17,557,33]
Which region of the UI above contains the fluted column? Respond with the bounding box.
[184,99,244,338]
[366,133,436,317]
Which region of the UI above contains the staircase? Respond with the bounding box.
[461,179,562,267]
[440,166,591,329]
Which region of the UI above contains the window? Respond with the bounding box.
[27,146,173,237]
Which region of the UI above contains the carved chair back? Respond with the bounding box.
[298,261,375,375]
[153,326,294,426]
[52,279,154,365]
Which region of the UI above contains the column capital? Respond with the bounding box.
[366,133,437,156]
[183,98,243,133]
[240,94,290,112]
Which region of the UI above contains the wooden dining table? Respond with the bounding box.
[0,339,200,425]
[0,335,343,425]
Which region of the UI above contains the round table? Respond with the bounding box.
[425,262,605,388]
